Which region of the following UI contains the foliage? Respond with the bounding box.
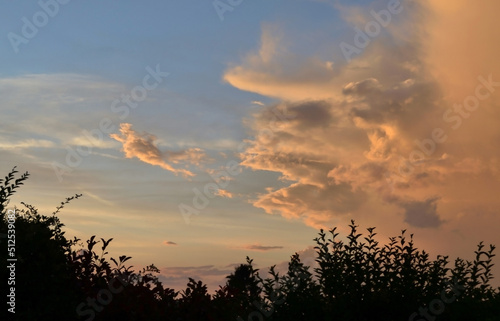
[0,166,29,214]
[1,167,499,320]
[311,221,500,321]
[1,168,81,319]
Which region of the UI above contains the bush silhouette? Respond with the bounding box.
[310,221,500,320]
[1,168,82,320]
[1,167,499,320]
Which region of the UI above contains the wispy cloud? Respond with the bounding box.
[251,100,265,106]
[0,139,56,149]
[163,241,177,246]
[215,189,233,198]
[110,123,207,177]
[239,244,284,251]
[81,190,114,206]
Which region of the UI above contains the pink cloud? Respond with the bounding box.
[110,123,206,177]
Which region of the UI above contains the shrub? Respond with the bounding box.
[1,167,499,320]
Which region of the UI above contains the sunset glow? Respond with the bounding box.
[2,0,499,294]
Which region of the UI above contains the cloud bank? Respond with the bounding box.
[226,0,500,233]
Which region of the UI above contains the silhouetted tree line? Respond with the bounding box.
[1,167,499,321]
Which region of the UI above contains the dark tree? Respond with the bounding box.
[1,167,499,321]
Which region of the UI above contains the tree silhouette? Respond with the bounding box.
[1,168,82,319]
[1,167,499,320]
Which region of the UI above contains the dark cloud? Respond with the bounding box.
[400,197,442,228]
[162,265,231,276]
[240,244,284,251]
[287,101,333,129]
[158,265,234,293]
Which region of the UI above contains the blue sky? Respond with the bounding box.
[2,0,500,291]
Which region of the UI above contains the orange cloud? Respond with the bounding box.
[224,24,340,101]
[425,0,500,104]
[215,189,233,198]
[163,241,177,246]
[225,0,500,238]
[111,123,206,177]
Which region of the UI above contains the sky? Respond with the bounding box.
[1,0,500,292]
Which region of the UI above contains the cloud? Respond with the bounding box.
[162,265,231,276]
[269,246,318,276]
[70,136,118,149]
[425,0,500,104]
[159,265,234,293]
[0,139,56,149]
[225,0,500,234]
[163,241,177,246]
[251,101,265,106]
[0,73,125,149]
[239,244,284,251]
[399,197,442,228]
[215,189,233,198]
[224,24,339,101]
[110,123,207,177]
[81,190,114,206]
